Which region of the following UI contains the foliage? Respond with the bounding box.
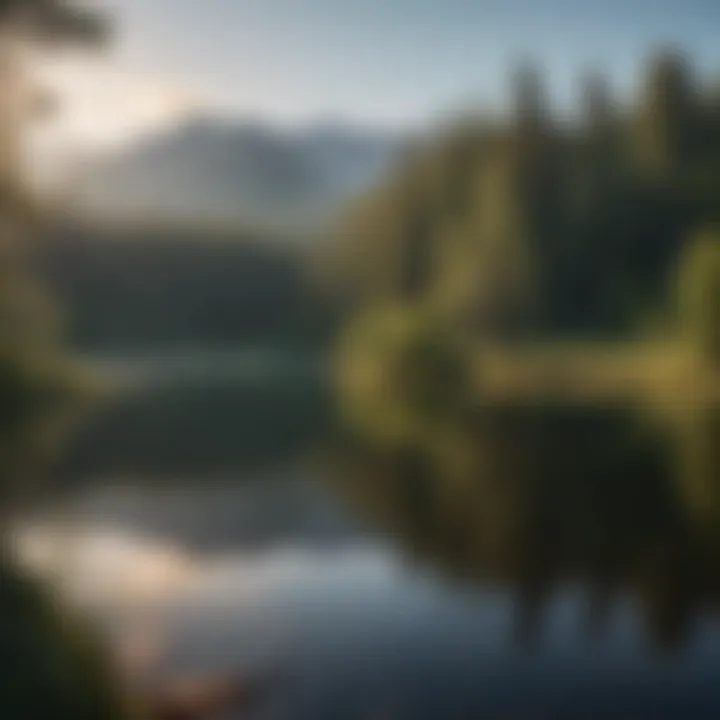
[335,303,470,441]
[0,4,136,720]
[676,226,720,364]
[39,223,330,350]
[0,1,108,44]
[0,562,137,720]
[330,50,720,343]
[0,0,107,510]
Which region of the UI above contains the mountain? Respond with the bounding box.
[70,116,400,234]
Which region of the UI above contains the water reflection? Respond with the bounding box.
[329,403,720,652]
[55,373,331,483]
[14,374,720,719]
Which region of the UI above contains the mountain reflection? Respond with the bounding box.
[329,403,720,652]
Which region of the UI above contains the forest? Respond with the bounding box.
[330,50,720,360]
[36,222,330,350]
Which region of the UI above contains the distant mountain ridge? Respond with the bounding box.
[72,116,400,234]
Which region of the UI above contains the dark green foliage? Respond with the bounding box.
[0,0,107,511]
[36,223,333,350]
[0,5,134,720]
[332,50,720,341]
[0,563,135,720]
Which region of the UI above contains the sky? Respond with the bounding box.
[33,0,720,153]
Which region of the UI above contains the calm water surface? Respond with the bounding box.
[15,363,720,719]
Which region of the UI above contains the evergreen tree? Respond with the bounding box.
[334,49,720,344]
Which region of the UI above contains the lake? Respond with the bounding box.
[13,359,720,719]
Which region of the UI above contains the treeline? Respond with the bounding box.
[331,50,720,344]
[36,222,334,351]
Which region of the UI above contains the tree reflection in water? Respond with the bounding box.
[329,401,720,653]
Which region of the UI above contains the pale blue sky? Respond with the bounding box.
[101,0,720,126]
[39,0,720,154]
